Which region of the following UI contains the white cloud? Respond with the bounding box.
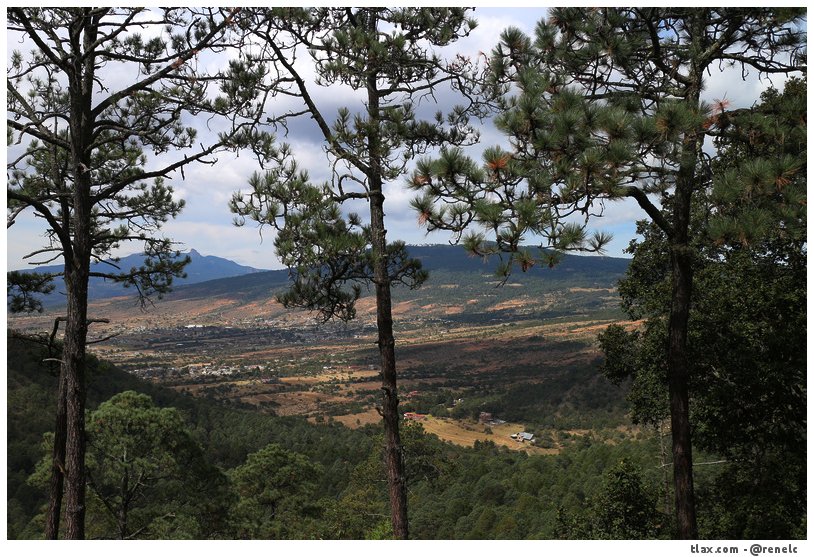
[701,61,794,109]
[454,7,546,57]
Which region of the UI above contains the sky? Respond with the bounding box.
[5,7,801,271]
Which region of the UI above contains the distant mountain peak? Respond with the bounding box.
[16,248,270,308]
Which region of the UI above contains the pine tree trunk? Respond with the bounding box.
[61,206,92,539]
[62,256,90,540]
[44,370,67,539]
[369,184,409,539]
[63,15,97,537]
[373,244,409,540]
[667,244,696,538]
[367,57,409,539]
[667,87,701,537]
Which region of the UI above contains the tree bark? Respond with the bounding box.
[667,243,697,538]
[62,253,90,540]
[372,232,409,540]
[370,176,409,539]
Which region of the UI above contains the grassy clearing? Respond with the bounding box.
[419,416,559,455]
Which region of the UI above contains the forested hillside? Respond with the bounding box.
[6,333,662,539]
[9,324,803,540]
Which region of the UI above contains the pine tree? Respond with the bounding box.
[709,77,807,245]
[229,8,479,538]
[7,8,275,538]
[411,8,804,538]
[27,392,232,539]
[557,459,661,539]
[230,443,322,539]
[599,79,806,538]
[7,271,55,314]
[83,392,229,539]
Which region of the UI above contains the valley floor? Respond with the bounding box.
[11,295,639,455]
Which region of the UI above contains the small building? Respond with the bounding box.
[479,412,493,424]
[517,432,534,442]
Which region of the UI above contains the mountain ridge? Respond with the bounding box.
[12,249,268,307]
[12,245,630,314]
